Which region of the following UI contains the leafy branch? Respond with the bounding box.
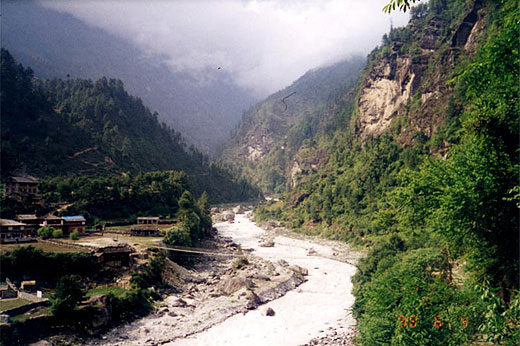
[383,0,421,13]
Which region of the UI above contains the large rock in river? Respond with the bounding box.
[219,275,253,295]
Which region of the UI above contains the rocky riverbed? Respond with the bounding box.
[171,211,360,346]
[91,208,359,346]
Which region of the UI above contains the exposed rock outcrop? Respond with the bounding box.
[161,257,196,288]
[357,1,487,141]
[85,295,112,330]
[219,275,254,295]
[357,56,415,137]
[213,210,235,223]
[259,240,275,248]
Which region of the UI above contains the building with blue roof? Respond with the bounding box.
[62,216,86,235]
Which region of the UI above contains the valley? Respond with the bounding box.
[0,0,518,345]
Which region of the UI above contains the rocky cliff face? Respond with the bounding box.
[356,1,487,142]
[357,56,415,137]
[245,128,276,162]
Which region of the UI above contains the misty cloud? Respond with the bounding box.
[41,0,409,97]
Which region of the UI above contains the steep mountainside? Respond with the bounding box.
[0,49,259,202]
[238,0,519,344]
[1,1,256,154]
[220,57,365,192]
[355,0,485,142]
[225,0,489,196]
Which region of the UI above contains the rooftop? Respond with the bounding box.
[8,176,39,184]
[94,244,135,254]
[42,214,61,220]
[0,219,26,227]
[15,214,38,220]
[62,216,86,221]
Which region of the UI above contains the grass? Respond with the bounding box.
[9,306,51,322]
[62,233,163,251]
[0,298,31,312]
[124,236,164,245]
[0,242,88,254]
[232,256,249,270]
[86,285,128,298]
[105,224,171,232]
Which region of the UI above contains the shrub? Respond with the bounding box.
[51,275,86,322]
[52,229,63,238]
[354,248,475,345]
[107,289,153,323]
[0,246,98,286]
[37,226,54,239]
[129,274,147,290]
[233,257,249,270]
[164,223,192,247]
[130,254,165,290]
[69,230,80,240]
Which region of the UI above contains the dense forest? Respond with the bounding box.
[248,0,519,344]
[0,49,260,204]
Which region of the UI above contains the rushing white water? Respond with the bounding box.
[171,213,357,346]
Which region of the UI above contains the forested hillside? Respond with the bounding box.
[220,57,365,192]
[236,0,518,344]
[0,49,260,202]
[1,1,256,154]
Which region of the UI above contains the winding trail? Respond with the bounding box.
[171,213,357,346]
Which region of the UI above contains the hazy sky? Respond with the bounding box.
[41,0,409,97]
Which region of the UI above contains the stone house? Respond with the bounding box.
[0,219,30,243]
[3,175,43,206]
[62,216,86,235]
[14,214,40,236]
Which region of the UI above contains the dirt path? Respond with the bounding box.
[170,213,358,346]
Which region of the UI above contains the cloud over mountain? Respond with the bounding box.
[42,0,409,97]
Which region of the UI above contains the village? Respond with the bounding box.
[0,173,192,336]
[1,172,299,346]
[0,172,336,346]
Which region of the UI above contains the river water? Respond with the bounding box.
[170,213,357,346]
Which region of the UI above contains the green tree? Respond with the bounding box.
[196,191,212,235]
[164,223,192,247]
[37,226,54,239]
[50,275,86,322]
[52,229,64,238]
[182,211,202,242]
[383,0,422,13]
[178,190,195,211]
[69,230,80,240]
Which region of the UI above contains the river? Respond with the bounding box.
[170,213,357,346]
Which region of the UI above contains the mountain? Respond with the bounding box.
[1,0,256,155]
[228,0,519,344]
[0,49,260,202]
[220,56,366,192]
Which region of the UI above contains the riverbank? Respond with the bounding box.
[171,212,360,346]
[88,209,360,346]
